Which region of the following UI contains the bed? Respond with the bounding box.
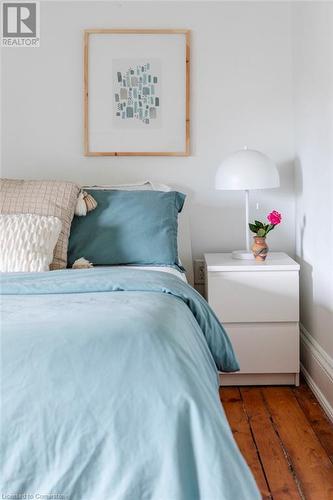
[0,184,260,500]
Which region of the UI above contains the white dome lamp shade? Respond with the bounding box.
[215,147,280,259]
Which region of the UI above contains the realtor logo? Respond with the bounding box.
[1,1,40,46]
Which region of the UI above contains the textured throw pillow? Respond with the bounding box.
[0,214,62,272]
[0,179,80,269]
[68,190,185,268]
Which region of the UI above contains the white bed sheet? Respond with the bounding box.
[97,265,187,282]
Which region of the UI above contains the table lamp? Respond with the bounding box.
[215,147,280,259]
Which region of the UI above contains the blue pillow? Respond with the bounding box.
[68,190,186,268]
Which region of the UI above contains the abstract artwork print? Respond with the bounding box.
[85,29,189,155]
[113,59,161,128]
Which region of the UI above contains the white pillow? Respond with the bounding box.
[0,214,62,272]
[85,181,172,192]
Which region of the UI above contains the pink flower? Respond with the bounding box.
[267,210,282,225]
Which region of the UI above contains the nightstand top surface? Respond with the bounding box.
[204,252,300,272]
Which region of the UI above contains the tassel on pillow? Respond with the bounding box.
[84,192,97,212]
[75,191,87,216]
[72,257,93,269]
[75,191,97,216]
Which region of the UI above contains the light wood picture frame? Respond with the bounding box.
[83,29,190,156]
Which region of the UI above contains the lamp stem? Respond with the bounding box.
[245,189,250,252]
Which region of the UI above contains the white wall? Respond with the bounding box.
[1,1,295,259]
[2,0,332,414]
[292,1,333,415]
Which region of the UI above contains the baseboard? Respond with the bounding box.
[300,324,333,423]
[219,372,298,386]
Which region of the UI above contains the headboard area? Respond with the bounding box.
[178,208,194,286]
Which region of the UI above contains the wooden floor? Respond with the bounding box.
[220,379,333,500]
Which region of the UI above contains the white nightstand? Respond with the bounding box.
[204,252,300,386]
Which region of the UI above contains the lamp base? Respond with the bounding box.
[232,250,254,260]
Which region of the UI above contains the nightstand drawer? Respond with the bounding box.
[224,322,299,374]
[207,270,299,323]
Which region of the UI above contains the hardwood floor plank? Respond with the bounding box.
[263,387,333,500]
[220,387,271,499]
[240,387,302,500]
[293,380,333,463]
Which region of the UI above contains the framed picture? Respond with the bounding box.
[83,29,190,156]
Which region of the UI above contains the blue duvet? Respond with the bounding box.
[1,268,260,500]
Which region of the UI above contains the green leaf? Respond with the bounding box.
[255,220,264,228]
[266,224,275,234]
[257,228,266,237]
[249,223,259,233]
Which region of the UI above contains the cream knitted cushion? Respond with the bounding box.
[0,214,62,272]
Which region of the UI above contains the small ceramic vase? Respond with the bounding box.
[252,236,268,261]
